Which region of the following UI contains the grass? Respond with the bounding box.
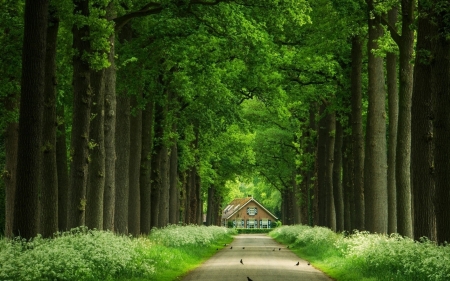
[0,225,235,281]
[270,225,450,281]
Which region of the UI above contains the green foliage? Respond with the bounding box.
[270,225,450,281]
[235,228,272,234]
[0,225,235,281]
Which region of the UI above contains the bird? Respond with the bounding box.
[307,262,310,266]
[242,247,245,249]
[240,259,244,265]
[295,261,299,266]
[247,277,253,281]
[279,248,281,251]
[230,246,233,249]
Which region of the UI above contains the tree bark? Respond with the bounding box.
[411,2,436,241]
[140,100,154,234]
[316,102,328,226]
[206,185,215,226]
[364,2,388,234]
[351,35,365,231]
[86,69,105,230]
[13,0,48,239]
[67,0,91,229]
[3,95,19,238]
[128,95,142,236]
[431,1,450,244]
[342,132,354,232]
[396,0,415,238]
[333,118,344,232]
[386,8,398,235]
[325,109,336,231]
[103,30,116,231]
[114,94,130,234]
[56,105,69,231]
[169,138,179,224]
[41,10,59,237]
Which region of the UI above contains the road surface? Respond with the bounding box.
[180,234,333,281]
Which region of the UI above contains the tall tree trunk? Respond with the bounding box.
[196,172,202,225]
[431,1,450,244]
[317,102,328,226]
[13,0,48,239]
[386,8,398,235]
[114,94,130,234]
[342,133,354,231]
[411,2,436,241]
[333,118,344,232]
[169,139,179,224]
[307,103,317,226]
[67,0,91,229]
[396,0,415,238]
[351,35,365,231]
[41,10,59,237]
[364,2,388,234]
[86,69,105,230]
[206,185,215,226]
[128,95,142,236]
[325,109,336,231]
[140,100,154,234]
[56,105,69,231]
[103,29,116,231]
[158,144,169,227]
[3,95,19,238]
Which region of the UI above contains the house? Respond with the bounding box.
[221,196,278,229]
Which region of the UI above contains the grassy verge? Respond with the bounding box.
[270,225,450,281]
[0,225,235,281]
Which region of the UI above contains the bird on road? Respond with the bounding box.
[247,277,253,281]
[240,259,244,265]
[279,248,281,251]
[307,262,310,266]
[230,246,233,249]
[242,247,245,249]
[295,261,299,266]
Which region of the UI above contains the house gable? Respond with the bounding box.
[221,197,278,228]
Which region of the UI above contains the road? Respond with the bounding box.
[180,234,333,281]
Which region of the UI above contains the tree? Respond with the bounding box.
[364,0,388,234]
[13,0,49,239]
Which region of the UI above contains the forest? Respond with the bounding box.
[0,0,449,247]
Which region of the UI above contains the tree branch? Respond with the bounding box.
[114,2,163,31]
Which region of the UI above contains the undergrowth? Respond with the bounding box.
[0,225,235,281]
[270,225,450,281]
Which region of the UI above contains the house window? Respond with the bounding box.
[247,219,256,229]
[247,207,258,216]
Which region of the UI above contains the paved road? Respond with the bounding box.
[180,234,333,281]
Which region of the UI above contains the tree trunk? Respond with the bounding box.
[396,0,415,238]
[140,100,154,234]
[67,0,91,229]
[13,0,48,239]
[342,132,354,232]
[351,35,365,231]
[316,102,328,226]
[41,10,59,237]
[325,109,336,231]
[364,3,388,234]
[411,2,436,241]
[128,95,142,236]
[3,95,19,238]
[103,29,116,231]
[333,118,344,232]
[158,144,169,227]
[56,104,69,231]
[114,94,130,234]
[431,2,450,244]
[169,139,179,224]
[86,69,105,230]
[386,8,398,235]
[206,185,215,226]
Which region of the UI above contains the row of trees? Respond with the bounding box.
[1,0,449,245]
